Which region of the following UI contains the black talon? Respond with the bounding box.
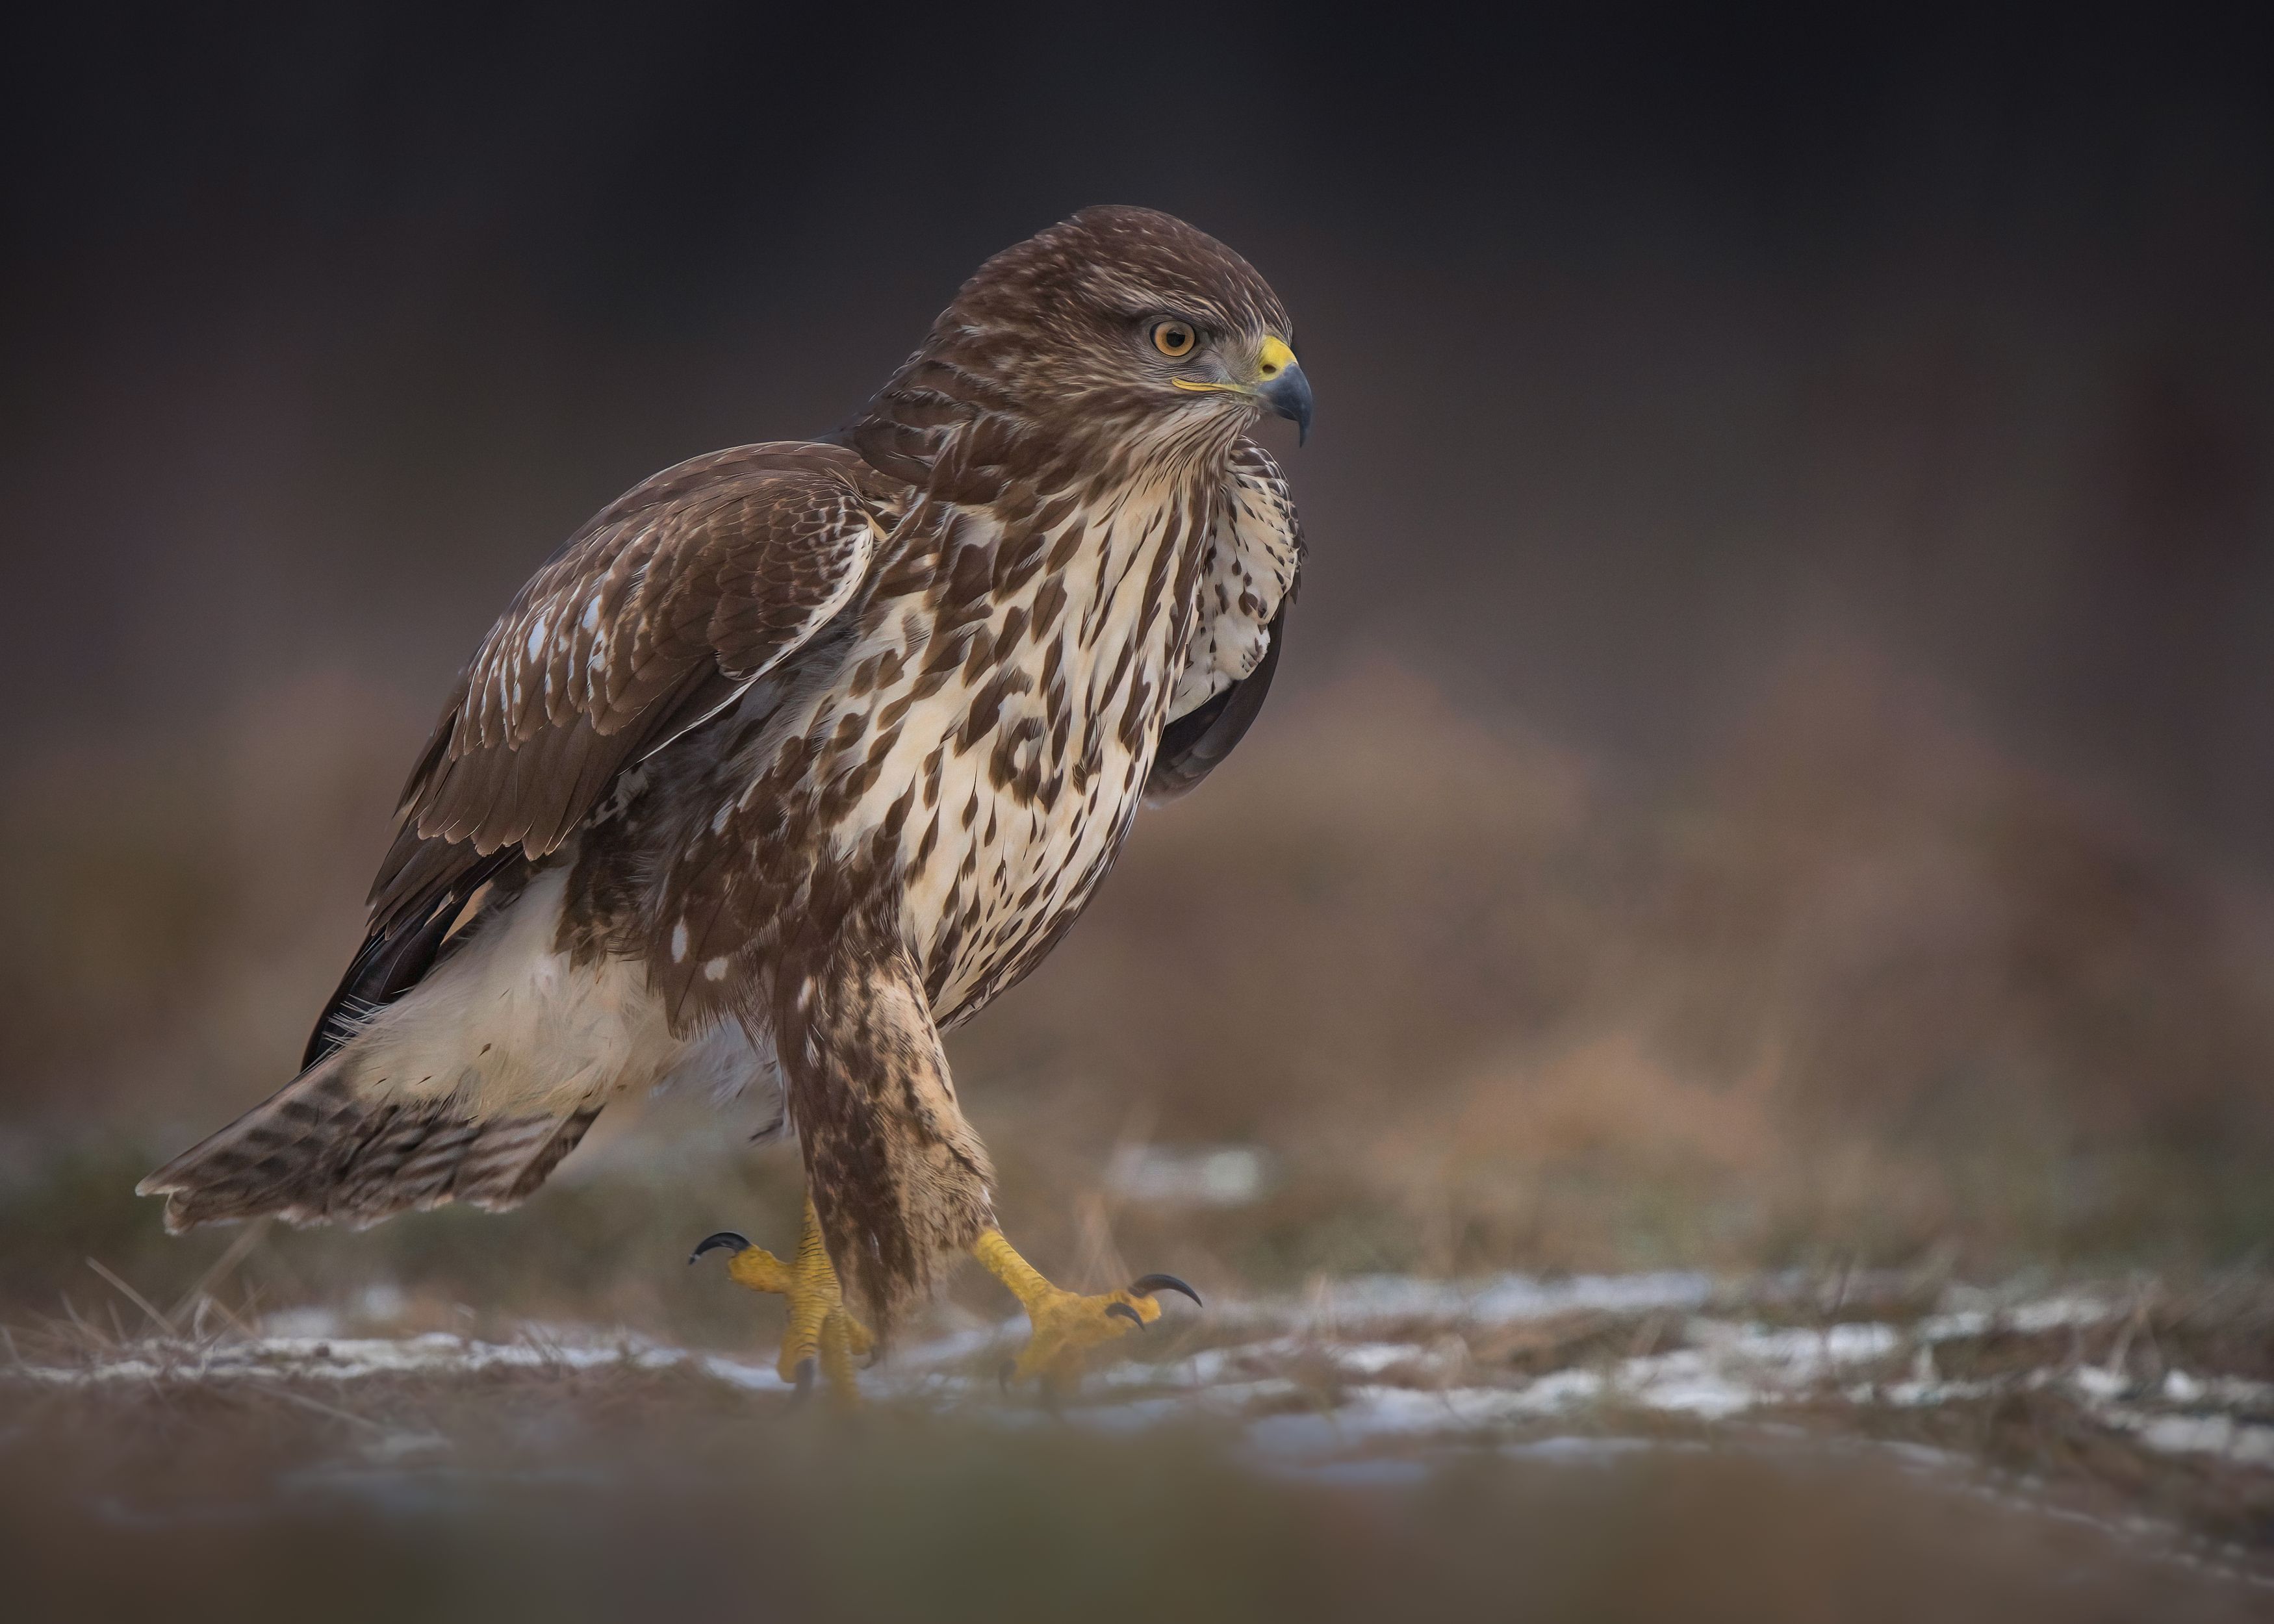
[1105,1300,1147,1330]
[1127,1273,1203,1308]
[689,1231,751,1263]
[793,1356,817,1401]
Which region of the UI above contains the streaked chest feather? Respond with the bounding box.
[684,470,1214,1016]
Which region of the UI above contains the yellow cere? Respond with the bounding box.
[1172,335,1299,396]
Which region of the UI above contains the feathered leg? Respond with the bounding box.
[769,937,997,1339]
[758,932,1202,1384]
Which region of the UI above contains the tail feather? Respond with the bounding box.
[138,1058,600,1233]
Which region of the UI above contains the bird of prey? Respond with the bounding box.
[140,206,1310,1396]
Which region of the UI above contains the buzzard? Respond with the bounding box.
[141,206,1310,1396]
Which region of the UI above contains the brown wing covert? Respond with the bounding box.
[368,444,884,933]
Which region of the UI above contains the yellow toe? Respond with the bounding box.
[696,1196,871,1408]
[1010,1284,1162,1388]
[972,1228,1200,1393]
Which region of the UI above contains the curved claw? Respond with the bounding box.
[1127,1273,1203,1308]
[792,1356,817,1402]
[1105,1300,1147,1330]
[689,1230,752,1264]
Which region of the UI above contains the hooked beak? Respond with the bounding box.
[1171,333,1314,444]
[1253,334,1312,446]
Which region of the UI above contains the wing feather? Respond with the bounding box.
[311,442,888,1070]
[1147,438,1303,799]
[370,443,884,929]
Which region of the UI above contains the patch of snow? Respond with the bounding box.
[15,1330,693,1389]
[1106,1144,1274,1208]
[356,1283,409,1324]
[13,1274,2272,1503]
[891,1324,1014,1371]
[2162,1369,2274,1410]
[1236,1270,1712,1333]
[1333,1341,1438,1376]
[1613,1352,1760,1419]
[694,1354,794,1392]
[1505,1368,1610,1413]
[2104,1412,2274,1467]
[1914,1295,2121,1345]
[2070,1365,2132,1402]
[1856,1376,2008,1408]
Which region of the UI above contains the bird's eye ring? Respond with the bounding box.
[1151,320,1197,358]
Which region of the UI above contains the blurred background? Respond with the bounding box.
[5,6,2274,1612]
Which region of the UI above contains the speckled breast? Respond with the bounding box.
[685,466,1217,1026]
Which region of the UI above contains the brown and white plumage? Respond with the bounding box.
[141,206,1310,1330]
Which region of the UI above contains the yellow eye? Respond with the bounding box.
[1151,320,1197,358]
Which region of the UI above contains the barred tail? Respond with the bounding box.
[137,1054,600,1233]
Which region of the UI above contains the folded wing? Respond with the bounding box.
[313,441,890,1067]
[1147,438,1303,800]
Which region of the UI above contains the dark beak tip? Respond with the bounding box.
[1259,364,1313,448]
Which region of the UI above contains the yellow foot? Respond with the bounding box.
[973,1228,1203,1393]
[690,1195,873,1408]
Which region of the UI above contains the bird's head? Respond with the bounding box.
[858,207,1310,487]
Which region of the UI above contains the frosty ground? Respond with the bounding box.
[8,1263,2273,1623]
